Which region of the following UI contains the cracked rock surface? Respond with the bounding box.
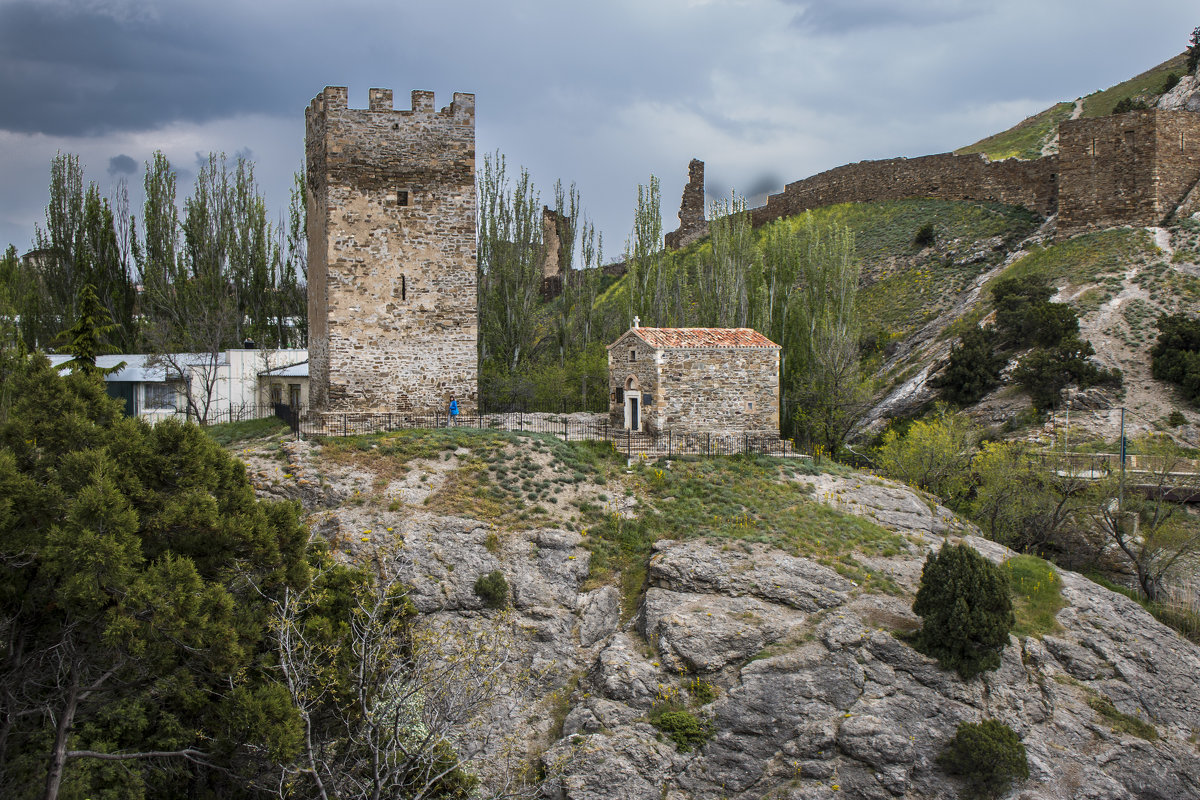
[247,442,1200,800]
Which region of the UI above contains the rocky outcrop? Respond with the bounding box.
[546,530,1200,799]
[246,441,1200,800]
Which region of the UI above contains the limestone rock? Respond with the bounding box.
[642,588,809,673]
[579,585,620,648]
[648,538,854,610]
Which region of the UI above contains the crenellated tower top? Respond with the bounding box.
[308,86,474,121]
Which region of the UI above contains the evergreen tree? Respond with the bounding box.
[1188,25,1200,76]
[912,543,1014,679]
[0,356,309,799]
[1150,312,1200,403]
[938,720,1029,799]
[934,326,1004,406]
[56,283,126,377]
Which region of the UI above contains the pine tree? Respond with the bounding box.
[56,283,125,377]
[912,543,1014,679]
[1188,25,1200,76]
[0,356,309,799]
[934,326,1004,406]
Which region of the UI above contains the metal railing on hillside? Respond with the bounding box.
[290,408,802,458]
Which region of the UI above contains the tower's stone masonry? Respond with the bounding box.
[306,86,477,413]
[665,158,709,249]
[1058,109,1200,237]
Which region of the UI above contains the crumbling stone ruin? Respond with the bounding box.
[305,86,478,413]
[665,109,1200,248]
[664,158,709,249]
[539,206,571,299]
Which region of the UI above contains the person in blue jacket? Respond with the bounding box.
[448,394,459,427]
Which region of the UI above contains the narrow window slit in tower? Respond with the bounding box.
[401,274,406,301]
[397,189,409,206]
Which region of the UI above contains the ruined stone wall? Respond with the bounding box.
[665,159,709,249]
[1058,110,1200,237]
[541,206,562,280]
[749,152,1059,228]
[658,347,779,434]
[1058,111,1163,237]
[306,86,477,413]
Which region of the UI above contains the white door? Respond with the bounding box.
[624,393,640,431]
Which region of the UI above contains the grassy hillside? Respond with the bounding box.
[957,53,1187,161]
[956,102,1075,161]
[1080,53,1188,118]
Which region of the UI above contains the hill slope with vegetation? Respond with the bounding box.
[221,419,1200,800]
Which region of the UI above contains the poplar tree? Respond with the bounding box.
[477,152,546,372]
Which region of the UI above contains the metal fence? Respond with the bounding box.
[187,402,300,429]
[291,408,802,458]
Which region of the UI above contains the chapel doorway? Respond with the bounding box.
[623,377,641,431]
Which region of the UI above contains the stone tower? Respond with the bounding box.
[305,86,477,412]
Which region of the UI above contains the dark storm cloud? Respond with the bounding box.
[107,154,137,176]
[0,1,289,136]
[785,0,981,34]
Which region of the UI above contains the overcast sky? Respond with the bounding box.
[0,0,1196,260]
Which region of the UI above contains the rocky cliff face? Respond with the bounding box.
[244,438,1200,800]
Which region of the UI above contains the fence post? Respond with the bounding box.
[707,433,711,456]
[563,418,568,442]
[668,430,672,459]
[343,414,347,437]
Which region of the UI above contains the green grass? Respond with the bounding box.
[204,415,292,445]
[628,456,904,586]
[1086,694,1159,740]
[1132,257,1200,312]
[799,199,1040,338]
[320,428,622,529]
[991,228,1154,291]
[1003,555,1065,637]
[957,102,1076,161]
[1080,53,1188,119]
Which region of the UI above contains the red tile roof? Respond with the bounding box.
[619,327,780,349]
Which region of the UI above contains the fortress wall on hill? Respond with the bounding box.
[749,152,1059,228]
[1058,110,1200,237]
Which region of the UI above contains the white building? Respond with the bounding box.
[49,349,309,423]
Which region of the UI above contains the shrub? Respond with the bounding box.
[876,409,977,504]
[1150,313,1200,404]
[937,719,1029,799]
[650,708,714,752]
[1014,338,1122,410]
[913,543,1014,678]
[1168,410,1188,427]
[914,222,936,248]
[1189,25,1200,76]
[1112,97,1149,114]
[1163,71,1181,94]
[933,326,1004,406]
[473,570,509,609]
